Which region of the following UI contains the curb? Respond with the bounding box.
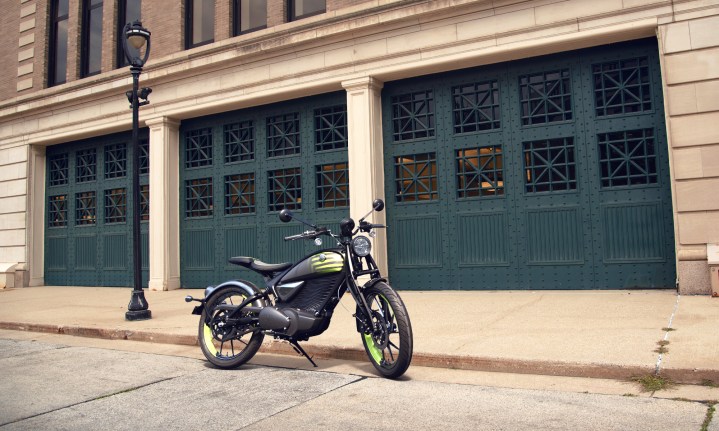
[2,321,717,385]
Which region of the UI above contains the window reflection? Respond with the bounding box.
[49,0,69,86]
[235,0,266,35]
[289,0,325,21]
[188,0,215,48]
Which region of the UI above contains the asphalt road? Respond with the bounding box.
[0,337,714,431]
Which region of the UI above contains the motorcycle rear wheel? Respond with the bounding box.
[360,282,413,379]
[198,287,264,369]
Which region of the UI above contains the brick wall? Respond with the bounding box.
[0,2,21,101]
[143,0,184,59]
[267,0,287,27]
[215,0,231,42]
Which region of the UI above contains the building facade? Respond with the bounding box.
[0,0,717,293]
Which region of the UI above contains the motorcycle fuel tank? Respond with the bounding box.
[276,251,345,302]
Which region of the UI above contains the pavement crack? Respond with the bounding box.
[654,293,680,375]
[0,376,178,428]
[236,375,367,430]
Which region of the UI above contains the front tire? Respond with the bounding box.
[198,287,264,369]
[360,282,413,379]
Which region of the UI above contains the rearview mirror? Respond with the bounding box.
[279,209,293,223]
[373,199,385,212]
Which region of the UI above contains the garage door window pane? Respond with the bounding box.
[593,57,651,117]
[186,128,213,168]
[452,81,500,134]
[225,173,255,215]
[315,105,347,151]
[140,184,149,221]
[76,149,97,183]
[104,144,127,179]
[104,188,127,223]
[186,178,213,217]
[49,153,69,186]
[523,137,577,193]
[268,168,301,211]
[392,91,435,142]
[598,128,657,188]
[139,139,149,175]
[224,121,254,163]
[456,146,504,198]
[394,153,438,202]
[75,191,96,225]
[267,113,300,157]
[49,194,68,227]
[519,69,572,125]
[316,163,349,208]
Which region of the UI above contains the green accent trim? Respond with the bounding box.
[203,324,218,356]
[364,333,382,364]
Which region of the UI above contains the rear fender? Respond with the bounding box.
[199,280,267,322]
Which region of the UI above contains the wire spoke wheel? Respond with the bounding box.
[198,287,264,369]
[360,282,413,379]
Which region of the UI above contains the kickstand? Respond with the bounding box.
[289,339,317,367]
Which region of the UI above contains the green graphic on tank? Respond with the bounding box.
[310,253,343,273]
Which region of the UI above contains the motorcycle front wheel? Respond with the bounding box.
[360,282,413,379]
[198,287,264,369]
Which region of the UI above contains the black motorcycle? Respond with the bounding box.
[186,199,413,379]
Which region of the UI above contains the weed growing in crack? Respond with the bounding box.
[632,374,675,392]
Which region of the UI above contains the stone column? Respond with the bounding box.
[28,144,46,286]
[342,77,388,273]
[145,117,181,291]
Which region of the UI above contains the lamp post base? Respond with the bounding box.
[126,289,152,321]
[125,309,152,321]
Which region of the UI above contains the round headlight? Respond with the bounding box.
[352,236,372,257]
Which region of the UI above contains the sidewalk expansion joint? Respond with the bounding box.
[655,293,680,375]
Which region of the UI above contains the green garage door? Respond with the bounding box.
[383,38,675,290]
[180,92,349,288]
[45,131,149,286]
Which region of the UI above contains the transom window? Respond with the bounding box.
[49,153,69,186]
[104,188,127,223]
[81,0,103,77]
[394,153,438,202]
[225,173,256,215]
[186,178,214,218]
[76,149,97,183]
[392,90,435,142]
[267,113,300,157]
[288,0,325,21]
[316,163,349,208]
[268,168,302,211]
[315,105,348,152]
[48,194,68,227]
[186,0,215,49]
[75,191,96,225]
[224,121,254,163]
[598,128,657,188]
[186,128,213,168]
[452,80,500,134]
[49,0,69,86]
[523,137,577,193]
[593,57,651,117]
[234,0,266,35]
[456,146,504,198]
[117,0,141,67]
[519,69,572,125]
[104,143,127,179]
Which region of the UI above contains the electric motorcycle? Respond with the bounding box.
[185,199,413,379]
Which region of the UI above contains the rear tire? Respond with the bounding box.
[198,287,264,369]
[360,282,413,379]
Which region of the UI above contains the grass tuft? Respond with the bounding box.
[632,374,675,392]
[662,327,676,332]
[700,403,715,431]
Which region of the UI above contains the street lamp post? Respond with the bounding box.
[123,21,152,321]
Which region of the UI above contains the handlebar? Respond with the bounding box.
[284,227,329,241]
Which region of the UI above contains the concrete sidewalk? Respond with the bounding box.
[0,286,717,384]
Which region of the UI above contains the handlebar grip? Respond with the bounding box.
[284,233,304,241]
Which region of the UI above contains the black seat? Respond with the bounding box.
[228,257,292,275]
